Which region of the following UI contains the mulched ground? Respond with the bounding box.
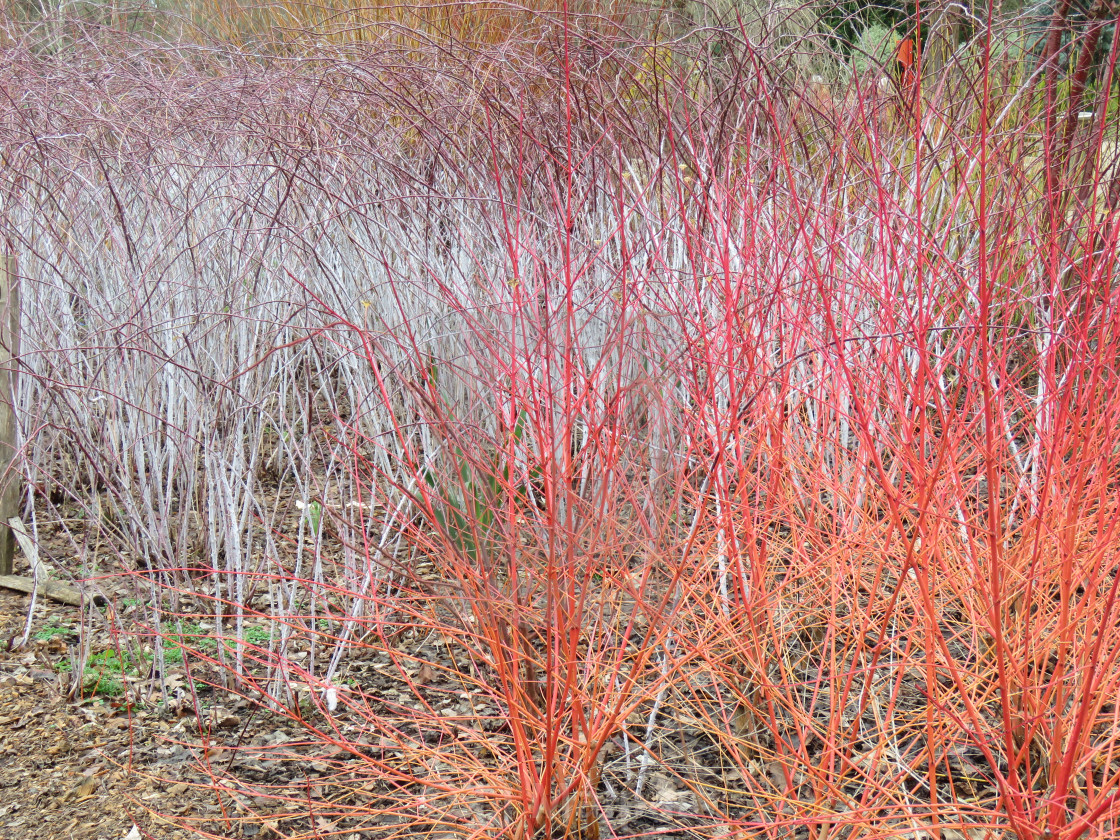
[0,579,387,840]
[0,583,207,840]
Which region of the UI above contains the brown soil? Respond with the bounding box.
[0,584,206,840]
[0,580,353,840]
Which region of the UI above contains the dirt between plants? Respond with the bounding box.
[0,584,194,840]
[0,582,391,840]
[0,492,434,840]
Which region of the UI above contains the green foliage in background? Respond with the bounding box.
[818,0,911,54]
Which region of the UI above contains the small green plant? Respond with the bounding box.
[162,623,272,663]
[306,500,323,535]
[86,672,126,697]
[57,648,146,698]
[241,626,271,645]
[165,622,218,655]
[88,648,142,675]
[33,625,72,641]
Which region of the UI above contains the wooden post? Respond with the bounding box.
[0,254,19,576]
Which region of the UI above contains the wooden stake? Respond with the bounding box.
[0,254,19,576]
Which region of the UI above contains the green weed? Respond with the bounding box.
[57,648,144,698]
[33,625,73,641]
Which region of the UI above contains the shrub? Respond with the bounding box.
[4,6,1120,840]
